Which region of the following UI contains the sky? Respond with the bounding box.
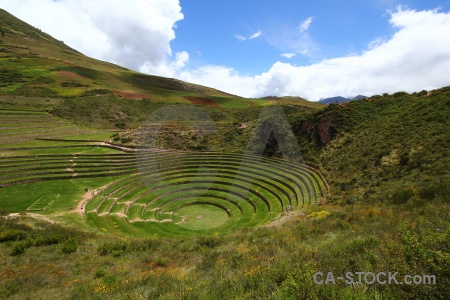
[1,0,450,100]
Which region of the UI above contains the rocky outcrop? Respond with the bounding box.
[300,110,340,145]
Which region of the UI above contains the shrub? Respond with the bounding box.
[34,234,65,246]
[391,188,413,205]
[128,239,155,252]
[14,86,58,97]
[417,180,449,200]
[393,91,409,97]
[82,89,113,96]
[149,256,169,267]
[196,236,222,248]
[98,241,127,257]
[60,81,87,87]
[61,237,78,254]
[32,76,55,84]
[0,230,28,243]
[10,240,33,256]
[94,269,106,278]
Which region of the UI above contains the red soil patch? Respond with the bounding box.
[113,90,150,100]
[55,70,83,79]
[185,96,220,107]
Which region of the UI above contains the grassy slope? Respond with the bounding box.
[290,88,450,205]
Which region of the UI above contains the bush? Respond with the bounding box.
[98,241,127,257]
[391,188,413,205]
[60,81,87,87]
[196,236,222,248]
[34,234,65,246]
[128,239,155,252]
[32,76,55,84]
[417,180,449,200]
[154,256,169,267]
[0,230,28,243]
[393,91,409,97]
[61,237,78,254]
[82,89,113,96]
[10,240,33,256]
[94,269,106,278]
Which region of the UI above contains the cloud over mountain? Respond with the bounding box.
[1,3,450,100]
[0,0,184,72]
[182,7,450,100]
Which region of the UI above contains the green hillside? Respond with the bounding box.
[291,89,449,206]
[0,8,227,101]
[0,9,448,300]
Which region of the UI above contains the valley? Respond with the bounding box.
[0,7,449,300]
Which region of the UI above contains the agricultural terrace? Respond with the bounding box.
[0,106,328,237]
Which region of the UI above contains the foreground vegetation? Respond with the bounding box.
[1,193,448,299]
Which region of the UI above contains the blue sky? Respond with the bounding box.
[1,0,450,100]
[173,0,447,74]
[173,0,396,74]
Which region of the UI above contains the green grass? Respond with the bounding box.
[176,203,231,230]
[79,150,326,237]
[0,177,115,213]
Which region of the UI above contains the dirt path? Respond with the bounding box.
[99,142,136,152]
[72,191,92,215]
[266,210,305,227]
[26,213,58,224]
[72,182,115,216]
[2,212,58,224]
[175,215,187,224]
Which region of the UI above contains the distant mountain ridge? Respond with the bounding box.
[319,95,367,104]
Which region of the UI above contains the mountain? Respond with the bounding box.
[351,94,368,100]
[319,95,367,104]
[260,96,325,109]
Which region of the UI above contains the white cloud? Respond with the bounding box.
[140,51,189,78]
[265,17,318,57]
[235,35,247,41]
[183,7,450,100]
[368,36,388,49]
[179,65,257,97]
[249,30,262,40]
[0,0,184,71]
[299,16,314,33]
[235,30,262,41]
[281,53,296,59]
